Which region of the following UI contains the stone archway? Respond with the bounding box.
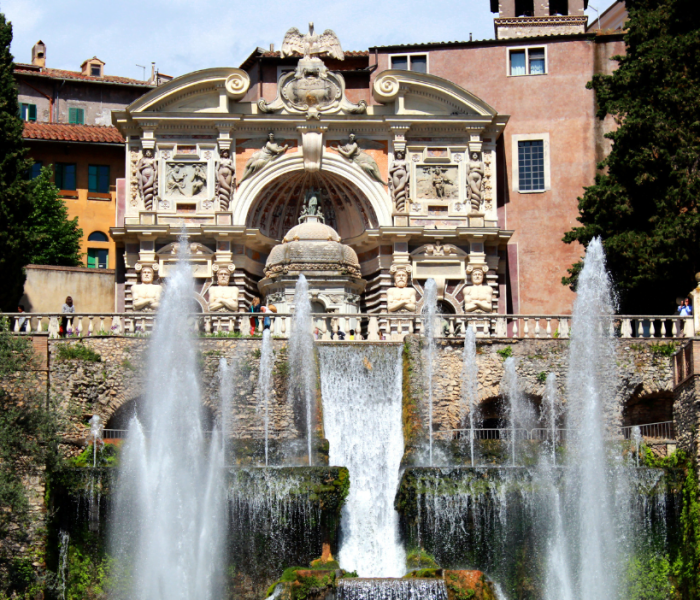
[234,153,392,233]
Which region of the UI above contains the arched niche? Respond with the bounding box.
[234,153,391,233]
[245,169,378,241]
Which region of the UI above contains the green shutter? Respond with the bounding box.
[69,108,85,125]
[87,249,97,268]
[99,165,110,192]
[28,104,37,121]
[88,165,97,192]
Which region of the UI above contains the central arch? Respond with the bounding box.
[234,153,392,234]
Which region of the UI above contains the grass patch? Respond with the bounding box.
[56,343,101,362]
[496,346,513,360]
[536,371,547,384]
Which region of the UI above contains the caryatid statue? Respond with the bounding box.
[467,152,485,212]
[136,148,157,210]
[463,265,493,313]
[208,264,239,312]
[387,266,417,313]
[239,133,289,184]
[215,150,236,210]
[132,263,162,311]
[388,150,409,213]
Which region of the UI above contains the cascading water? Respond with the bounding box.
[460,327,479,466]
[500,357,535,466]
[337,578,448,600]
[218,357,235,460]
[552,236,628,600]
[57,530,69,600]
[320,345,406,576]
[422,278,438,466]
[542,373,560,466]
[111,238,225,600]
[87,414,104,531]
[288,274,316,465]
[89,414,103,468]
[258,329,274,466]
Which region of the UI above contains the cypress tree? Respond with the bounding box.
[0,14,32,311]
[563,0,700,313]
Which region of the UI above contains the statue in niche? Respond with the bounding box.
[388,266,417,313]
[215,150,235,210]
[388,150,409,212]
[208,264,239,312]
[239,133,289,184]
[432,167,450,199]
[467,152,485,212]
[191,164,207,196]
[299,188,325,222]
[463,266,493,313]
[166,163,187,196]
[335,133,385,185]
[136,148,157,210]
[132,264,162,311]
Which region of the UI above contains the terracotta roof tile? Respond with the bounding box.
[23,122,125,144]
[14,64,153,87]
[260,50,369,57]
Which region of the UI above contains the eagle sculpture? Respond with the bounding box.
[281,23,344,61]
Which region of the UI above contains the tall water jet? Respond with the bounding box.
[542,373,559,466]
[258,329,274,466]
[501,357,535,466]
[559,236,624,599]
[89,414,103,468]
[111,238,225,600]
[218,357,234,460]
[460,327,479,466]
[288,274,316,465]
[320,345,406,576]
[422,278,438,466]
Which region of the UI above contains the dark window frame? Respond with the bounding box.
[518,140,545,192]
[88,164,110,193]
[55,163,77,191]
[390,53,429,74]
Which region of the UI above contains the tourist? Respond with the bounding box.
[335,330,345,341]
[249,297,261,335]
[260,302,277,331]
[349,329,355,341]
[61,296,75,337]
[314,327,320,340]
[17,305,27,332]
[678,297,692,317]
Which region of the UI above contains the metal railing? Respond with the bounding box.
[3,312,695,342]
[434,422,676,443]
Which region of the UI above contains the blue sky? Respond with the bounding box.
[4,0,618,80]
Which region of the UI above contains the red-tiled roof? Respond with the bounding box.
[14,63,153,87]
[23,122,125,144]
[259,50,369,57]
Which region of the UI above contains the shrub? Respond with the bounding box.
[56,343,101,362]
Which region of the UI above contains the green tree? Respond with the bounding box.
[27,166,83,266]
[0,14,33,311]
[562,0,700,313]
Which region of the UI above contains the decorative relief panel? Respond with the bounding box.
[164,162,208,198]
[416,165,458,200]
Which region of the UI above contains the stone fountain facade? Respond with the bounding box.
[111,25,511,315]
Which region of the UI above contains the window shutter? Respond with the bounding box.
[28,104,37,121]
[99,165,110,193]
[87,249,97,268]
[88,165,97,192]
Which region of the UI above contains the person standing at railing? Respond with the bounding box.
[60,296,75,337]
[678,297,693,317]
[249,297,262,335]
[16,305,27,332]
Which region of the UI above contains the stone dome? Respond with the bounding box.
[264,216,360,278]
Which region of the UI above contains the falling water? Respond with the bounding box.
[89,414,103,468]
[218,357,235,461]
[632,426,642,467]
[542,374,559,466]
[289,275,316,465]
[320,345,406,576]
[57,530,69,600]
[259,329,274,466]
[556,236,626,600]
[422,279,438,466]
[501,357,535,466]
[337,578,448,600]
[111,238,225,600]
[460,327,479,466]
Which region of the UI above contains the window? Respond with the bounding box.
[390,53,428,74]
[29,161,43,179]
[509,47,547,76]
[55,163,77,190]
[515,0,534,16]
[68,107,85,124]
[550,0,568,15]
[88,165,110,193]
[87,248,109,269]
[90,64,101,77]
[518,140,545,192]
[88,231,109,242]
[20,103,37,122]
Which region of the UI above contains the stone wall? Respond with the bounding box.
[404,336,676,448]
[673,375,700,460]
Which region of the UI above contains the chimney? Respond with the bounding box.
[270,43,275,52]
[32,41,46,67]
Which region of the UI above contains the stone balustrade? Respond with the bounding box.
[4,312,694,341]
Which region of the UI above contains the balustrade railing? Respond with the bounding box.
[3,312,694,341]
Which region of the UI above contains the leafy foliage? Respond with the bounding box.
[0,14,33,311]
[26,167,82,267]
[562,0,700,313]
[55,343,102,363]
